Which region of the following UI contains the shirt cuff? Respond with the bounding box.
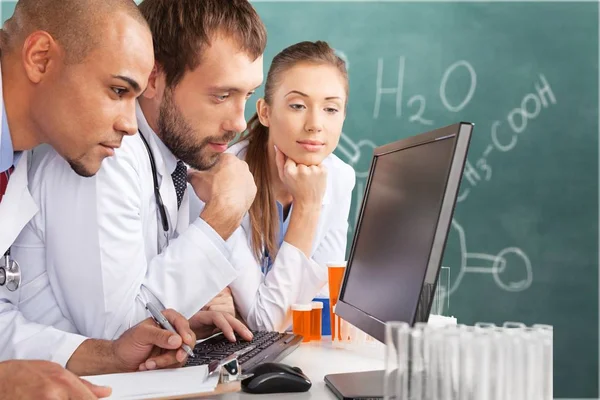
[280,241,328,287]
[192,218,233,259]
[51,333,89,368]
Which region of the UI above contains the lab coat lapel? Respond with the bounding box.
[0,152,37,254]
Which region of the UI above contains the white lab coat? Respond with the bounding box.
[226,140,356,332]
[11,103,243,341]
[0,68,87,366]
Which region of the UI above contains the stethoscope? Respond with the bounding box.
[139,132,171,252]
[260,204,291,280]
[135,132,171,312]
[261,250,272,277]
[1,168,21,291]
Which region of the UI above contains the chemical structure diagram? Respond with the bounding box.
[335,52,555,296]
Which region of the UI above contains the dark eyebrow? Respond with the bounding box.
[285,91,343,101]
[285,90,308,97]
[112,75,142,94]
[209,84,262,94]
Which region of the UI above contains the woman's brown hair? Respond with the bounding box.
[240,40,348,262]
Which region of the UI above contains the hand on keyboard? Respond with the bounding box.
[186,331,302,370]
[189,310,253,342]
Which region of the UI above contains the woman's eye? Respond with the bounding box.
[289,104,306,110]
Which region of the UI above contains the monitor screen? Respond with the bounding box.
[340,137,455,324]
[336,123,472,340]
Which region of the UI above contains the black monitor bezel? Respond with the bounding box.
[335,122,474,343]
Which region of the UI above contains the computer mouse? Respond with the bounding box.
[241,362,312,394]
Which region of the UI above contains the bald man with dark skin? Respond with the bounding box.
[0,0,203,399]
[2,0,152,176]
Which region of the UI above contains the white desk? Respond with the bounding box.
[211,338,386,399]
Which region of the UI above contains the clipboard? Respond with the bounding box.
[83,358,247,400]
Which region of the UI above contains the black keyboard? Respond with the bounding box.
[185,331,303,371]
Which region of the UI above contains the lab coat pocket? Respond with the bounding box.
[19,271,49,304]
[18,272,58,323]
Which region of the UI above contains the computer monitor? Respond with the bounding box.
[335,122,473,342]
[325,122,473,399]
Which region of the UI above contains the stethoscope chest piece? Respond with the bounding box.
[0,253,21,291]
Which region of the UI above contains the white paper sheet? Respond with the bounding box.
[83,365,219,400]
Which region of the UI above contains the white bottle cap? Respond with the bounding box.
[326,261,347,268]
[291,304,312,311]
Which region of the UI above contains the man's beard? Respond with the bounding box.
[68,160,95,177]
[68,155,95,178]
[157,89,237,171]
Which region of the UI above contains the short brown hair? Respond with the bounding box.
[1,0,148,64]
[139,0,267,88]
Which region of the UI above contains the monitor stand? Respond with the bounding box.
[324,370,385,400]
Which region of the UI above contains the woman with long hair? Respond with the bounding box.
[227,40,355,331]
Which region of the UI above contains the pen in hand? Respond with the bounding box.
[146,302,195,358]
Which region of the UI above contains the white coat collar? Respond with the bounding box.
[0,63,38,254]
[0,151,37,255]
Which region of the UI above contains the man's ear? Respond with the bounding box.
[256,98,270,127]
[142,63,165,100]
[22,31,57,84]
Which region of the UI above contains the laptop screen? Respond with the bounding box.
[340,136,456,325]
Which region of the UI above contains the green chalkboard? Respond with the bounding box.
[1,1,598,398]
[250,2,598,398]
